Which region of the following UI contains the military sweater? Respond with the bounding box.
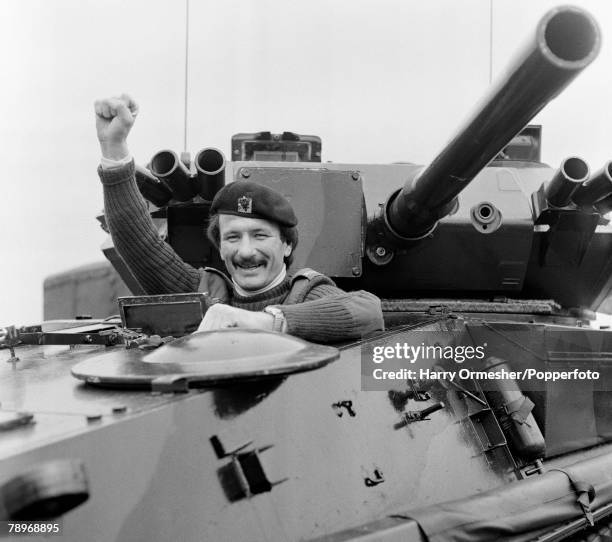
[98,160,384,343]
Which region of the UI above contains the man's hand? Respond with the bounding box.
[94,94,139,160]
[197,304,274,332]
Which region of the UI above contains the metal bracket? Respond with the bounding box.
[393,402,445,429]
[17,331,121,347]
[407,378,431,402]
[212,437,286,501]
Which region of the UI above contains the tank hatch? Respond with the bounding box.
[71,329,339,390]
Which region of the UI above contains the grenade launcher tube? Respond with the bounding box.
[149,149,197,202]
[572,161,612,207]
[134,165,173,207]
[195,148,226,201]
[544,156,589,208]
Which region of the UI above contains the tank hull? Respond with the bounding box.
[2,313,612,540]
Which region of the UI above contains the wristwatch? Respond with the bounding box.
[263,306,287,333]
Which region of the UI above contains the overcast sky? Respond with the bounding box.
[2,0,612,325]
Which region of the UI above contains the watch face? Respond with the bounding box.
[264,307,285,332]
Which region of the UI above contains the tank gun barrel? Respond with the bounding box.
[383,6,600,241]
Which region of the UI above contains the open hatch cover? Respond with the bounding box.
[71,329,340,391]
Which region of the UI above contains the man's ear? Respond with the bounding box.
[284,243,293,258]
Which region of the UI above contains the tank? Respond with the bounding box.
[3,5,612,541]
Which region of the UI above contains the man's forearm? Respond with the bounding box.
[282,286,384,343]
[94,95,201,294]
[99,160,201,294]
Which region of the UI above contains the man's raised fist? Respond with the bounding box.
[94,94,139,160]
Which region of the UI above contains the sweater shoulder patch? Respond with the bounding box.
[290,268,323,283]
[286,268,335,305]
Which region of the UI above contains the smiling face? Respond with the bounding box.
[218,214,292,291]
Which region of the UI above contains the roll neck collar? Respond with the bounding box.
[232,265,287,297]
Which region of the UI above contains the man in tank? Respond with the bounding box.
[94,94,383,343]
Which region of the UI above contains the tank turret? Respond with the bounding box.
[352,5,610,311]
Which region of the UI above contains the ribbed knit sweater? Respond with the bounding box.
[99,161,384,343]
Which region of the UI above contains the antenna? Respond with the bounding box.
[489,0,493,85]
[183,0,190,152]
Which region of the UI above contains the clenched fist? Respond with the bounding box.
[94,94,139,160]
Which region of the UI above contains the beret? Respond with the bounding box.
[210,181,298,227]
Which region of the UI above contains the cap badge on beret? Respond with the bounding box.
[210,181,298,227]
[237,196,252,214]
